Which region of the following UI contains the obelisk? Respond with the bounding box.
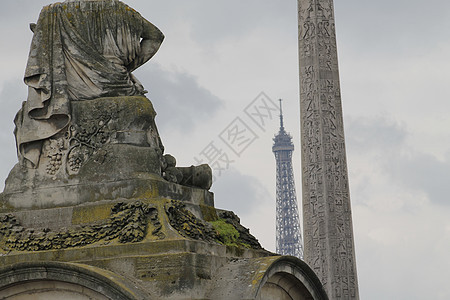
[298,0,360,299]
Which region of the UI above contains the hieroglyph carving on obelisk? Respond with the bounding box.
[298,0,360,299]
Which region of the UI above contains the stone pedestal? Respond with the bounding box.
[0,180,328,299]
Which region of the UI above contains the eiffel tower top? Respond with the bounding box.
[279,99,285,132]
[273,99,294,152]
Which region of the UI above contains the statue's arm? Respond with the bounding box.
[127,20,164,72]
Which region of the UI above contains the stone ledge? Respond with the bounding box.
[0,261,150,299]
[1,175,214,211]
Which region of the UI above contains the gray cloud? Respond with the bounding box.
[183,1,297,43]
[346,115,407,153]
[0,79,26,189]
[212,167,272,217]
[336,1,450,57]
[346,115,450,206]
[0,1,50,21]
[135,63,224,134]
[128,0,297,45]
[388,152,450,206]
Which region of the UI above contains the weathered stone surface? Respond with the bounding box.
[0,201,162,252]
[165,200,217,243]
[207,256,329,300]
[0,188,263,254]
[1,174,215,211]
[3,0,212,211]
[177,164,213,190]
[162,154,213,190]
[4,96,160,208]
[0,192,303,299]
[12,96,162,179]
[0,262,151,299]
[2,96,213,209]
[16,0,164,168]
[298,0,360,298]
[0,237,328,299]
[217,209,263,250]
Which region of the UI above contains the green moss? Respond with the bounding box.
[72,203,111,224]
[199,205,218,222]
[210,219,239,246]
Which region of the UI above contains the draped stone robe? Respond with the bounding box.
[15,0,164,167]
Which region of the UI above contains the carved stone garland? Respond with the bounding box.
[0,201,162,252]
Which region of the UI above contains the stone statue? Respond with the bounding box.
[15,0,164,168]
[2,0,212,209]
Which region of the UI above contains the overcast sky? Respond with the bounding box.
[1,1,450,299]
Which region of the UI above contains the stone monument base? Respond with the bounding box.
[0,180,328,299]
[3,96,211,210]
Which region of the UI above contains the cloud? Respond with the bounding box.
[135,63,224,134]
[346,115,407,153]
[336,0,450,57]
[346,115,450,207]
[0,1,49,21]
[388,152,450,206]
[129,0,297,45]
[345,115,450,299]
[211,167,276,251]
[353,203,450,300]
[212,167,272,216]
[0,79,26,190]
[0,1,53,82]
[183,1,297,43]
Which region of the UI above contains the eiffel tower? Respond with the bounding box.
[272,99,303,259]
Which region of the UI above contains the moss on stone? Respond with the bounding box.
[199,204,218,222]
[137,181,159,199]
[165,200,217,242]
[72,203,111,225]
[210,219,239,246]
